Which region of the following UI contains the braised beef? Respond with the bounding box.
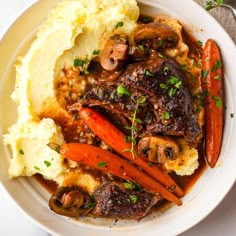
[78,52,200,143]
[92,181,160,219]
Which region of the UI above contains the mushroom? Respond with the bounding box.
[138,136,179,163]
[100,34,129,71]
[49,186,94,217]
[134,22,180,49]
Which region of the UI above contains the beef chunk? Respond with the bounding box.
[92,181,160,219]
[79,52,200,143]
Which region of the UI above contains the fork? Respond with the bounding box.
[222,0,236,20]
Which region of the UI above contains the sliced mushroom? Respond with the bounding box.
[134,22,179,49]
[100,34,129,71]
[49,186,94,217]
[138,136,179,163]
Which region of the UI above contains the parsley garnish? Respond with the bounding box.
[211,59,222,72]
[130,195,138,204]
[205,0,224,11]
[34,166,40,170]
[92,49,100,55]
[117,85,131,97]
[144,69,154,77]
[196,40,203,46]
[138,45,145,51]
[74,59,84,67]
[163,112,170,120]
[212,96,223,108]
[201,69,209,79]
[230,113,234,118]
[97,162,108,168]
[44,160,51,167]
[123,181,136,190]
[115,21,124,29]
[19,149,24,155]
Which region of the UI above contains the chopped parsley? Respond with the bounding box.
[160,83,168,90]
[44,160,51,167]
[117,85,131,97]
[130,194,138,204]
[97,162,108,168]
[123,181,136,190]
[144,69,154,77]
[115,21,124,29]
[19,149,24,155]
[163,112,170,120]
[196,40,203,46]
[74,58,84,67]
[230,113,234,118]
[34,166,40,171]
[212,96,223,108]
[205,0,224,11]
[211,59,222,72]
[92,49,100,55]
[201,69,209,79]
[138,45,145,51]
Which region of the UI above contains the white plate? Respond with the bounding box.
[0,0,236,235]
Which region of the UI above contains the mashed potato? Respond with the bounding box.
[4,0,139,189]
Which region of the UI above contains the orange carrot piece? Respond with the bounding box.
[79,107,184,197]
[60,143,182,205]
[201,39,223,168]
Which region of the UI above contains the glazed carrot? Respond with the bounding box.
[60,143,181,205]
[201,39,223,168]
[79,107,184,197]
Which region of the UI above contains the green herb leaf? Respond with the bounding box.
[157,40,163,48]
[130,194,138,204]
[34,166,40,170]
[212,96,223,108]
[135,118,142,124]
[163,112,170,119]
[160,83,168,90]
[168,88,177,97]
[205,0,224,11]
[196,40,203,46]
[19,149,24,155]
[74,59,84,67]
[97,162,108,168]
[115,21,124,29]
[211,59,222,72]
[201,69,209,79]
[230,113,234,118]
[117,85,131,97]
[123,181,136,190]
[144,69,154,77]
[138,45,145,51]
[92,49,100,55]
[44,160,51,167]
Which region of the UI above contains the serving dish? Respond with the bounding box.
[0,0,236,235]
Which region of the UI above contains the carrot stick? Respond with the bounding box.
[79,107,184,197]
[201,39,223,168]
[60,143,182,205]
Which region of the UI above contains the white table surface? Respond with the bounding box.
[0,1,235,235]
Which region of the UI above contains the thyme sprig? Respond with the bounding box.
[123,96,146,159]
[205,0,224,11]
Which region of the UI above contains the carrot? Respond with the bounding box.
[60,143,182,205]
[79,107,184,197]
[201,39,223,168]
